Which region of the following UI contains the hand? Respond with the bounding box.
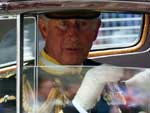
[73,64,124,110]
[125,69,150,91]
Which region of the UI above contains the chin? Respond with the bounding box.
[61,56,83,65]
[62,62,82,65]
[62,59,82,65]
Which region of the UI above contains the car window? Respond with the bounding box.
[0,16,35,67]
[20,11,148,113]
[23,65,150,113]
[0,11,148,113]
[92,12,143,50]
[0,12,144,68]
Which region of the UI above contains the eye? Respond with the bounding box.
[58,20,67,30]
[78,20,90,30]
[79,20,89,26]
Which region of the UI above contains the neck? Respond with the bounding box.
[38,49,82,75]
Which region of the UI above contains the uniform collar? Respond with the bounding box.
[38,49,82,76]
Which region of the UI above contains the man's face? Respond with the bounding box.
[39,17,100,65]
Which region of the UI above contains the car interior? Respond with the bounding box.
[0,0,150,113]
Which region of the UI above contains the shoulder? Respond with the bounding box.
[63,105,79,113]
[83,59,102,66]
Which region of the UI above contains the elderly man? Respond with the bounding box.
[23,10,103,113]
[23,10,150,113]
[22,10,127,113]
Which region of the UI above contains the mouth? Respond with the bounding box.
[65,48,81,53]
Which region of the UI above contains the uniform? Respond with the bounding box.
[22,49,112,113]
[0,71,16,113]
[0,49,111,113]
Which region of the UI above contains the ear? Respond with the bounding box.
[93,19,101,41]
[38,17,48,41]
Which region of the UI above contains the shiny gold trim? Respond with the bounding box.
[41,49,60,64]
[89,14,149,57]
[38,60,66,75]
[0,72,16,79]
[0,95,16,103]
[59,110,64,113]
[0,66,16,79]
[0,65,16,74]
[0,62,28,78]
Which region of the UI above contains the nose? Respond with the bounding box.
[67,20,79,38]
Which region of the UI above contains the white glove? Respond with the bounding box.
[73,64,124,110]
[125,69,150,91]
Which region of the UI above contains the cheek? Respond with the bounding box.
[81,34,95,53]
[81,32,95,47]
[46,29,63,53]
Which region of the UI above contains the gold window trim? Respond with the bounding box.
[89,14,149,57]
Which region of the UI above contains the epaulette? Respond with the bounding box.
[0,95,16,103]
[0,66,16,79]
[0,69,16,98]
[0,71,16,79]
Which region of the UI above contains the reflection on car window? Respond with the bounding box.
[0,12,148,113]
[92,12,143,50]
[23,65,150,113]
[0,16,35,67]
[0,13,143,67]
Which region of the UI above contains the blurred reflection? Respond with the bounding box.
[23,66,150,113]
[38,78,56,101]
[23,65,84,113]
[92,13,143,50]
[119,69,150,113]
[21,11,145,113]
[0,11,146,113]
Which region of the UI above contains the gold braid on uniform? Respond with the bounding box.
[23,75,34,112]
[23,49,82,113]
[23,75,68,113]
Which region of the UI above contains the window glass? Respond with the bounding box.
[92,12,143,50]
[0,12,144,67]
[0,16,35,113]
[21,12,149,113]
[0,16,35,67]
[0,12,146,113]
[23,65,150,113]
